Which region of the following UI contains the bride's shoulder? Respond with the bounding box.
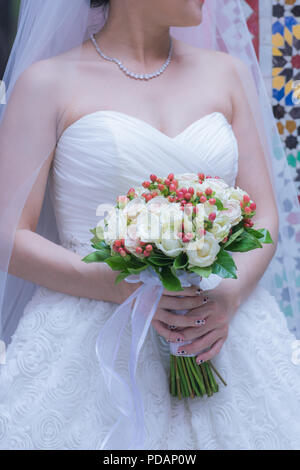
[13,42,87,100]
[174,38,247,75]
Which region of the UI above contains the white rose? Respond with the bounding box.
[223,199,242,226]
[136,209,161,243]
[146,196,170,215]
[104,208,128,245]
[176,173,199,184]
[186,231,220,267]
[156,233,183,258]
[124,224,142,256]
[160,203,183,236]
[201,178,228,193]
[123,197,146,221]
[225,186,248,203]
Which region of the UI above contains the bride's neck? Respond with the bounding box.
[94,3,172,67]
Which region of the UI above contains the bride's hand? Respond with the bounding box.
[174,281,242,364]
[151,287,210,343]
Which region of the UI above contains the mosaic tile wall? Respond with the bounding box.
[272,0,300,198]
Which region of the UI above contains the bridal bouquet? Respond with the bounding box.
[83,172,273,399]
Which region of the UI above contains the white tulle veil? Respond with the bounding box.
[0,0,299,447]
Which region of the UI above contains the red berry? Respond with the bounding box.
[120,239,125,246]
[128,188,135,195]
[144,251,151,257]
[142,181,151,189]
[200,196,207,203]
[150,174,157,182]
[178,232,184,239]
[168,173,174,181]
[115,240,122,248]
[152,191,159,197]
[250,202,256,211]
[145,194,152,202]
[209,212,216,222]
[243,194,250,204]
[169,183,176,192]
[206,175,212,179]
[244,206,251,214]
[209,198,216,205]
[145,245,153,252]
[181,187,188,195]
[188,187,195,195]
[240,201,244,208]
[198,173,205,181]
[113,244,119,253]
[164,179,171,187]
[136,247,143,255]
[119,249,127,257]
[158,184,165,191]
[205,188,213,196]
[184,192,192,201]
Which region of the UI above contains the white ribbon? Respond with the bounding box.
[95,267,221,450]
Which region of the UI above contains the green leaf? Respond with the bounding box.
[105,255,128,271]
[244,228,264,240]
[256,228,274,244]
[91,240,110,251]
[214,197,227,211]
[223,228,244,249]
[115,271,130,284]
[82,250,110,263]
[159,266,183,292]
[212,250,237,279]
[148,254,174,266]
[173,252,188,270]
[90,226,105,244]
[189,266,212,278]
[127,266,148,275]
[227,231,262,252]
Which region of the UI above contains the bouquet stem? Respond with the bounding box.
[170,355,226,399]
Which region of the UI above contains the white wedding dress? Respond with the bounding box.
[0,110,300,450]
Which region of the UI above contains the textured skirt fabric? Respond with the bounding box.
[0,283,300,450]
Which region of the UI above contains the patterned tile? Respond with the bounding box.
[272,0,300,200]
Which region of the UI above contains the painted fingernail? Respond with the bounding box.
[196,289,203,296]
[197,359,204,364]
[178,350,187,355]
[195,319,206,326]
[176,338,184,342]
[203,297,209,304]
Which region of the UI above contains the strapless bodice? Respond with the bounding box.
[50,110,239,248]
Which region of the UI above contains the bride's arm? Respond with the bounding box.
[174,56,279,362]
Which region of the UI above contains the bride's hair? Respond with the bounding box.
[91,0,109,7]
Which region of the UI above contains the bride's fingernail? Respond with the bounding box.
[195,319,206,326]
[196,289,203,296]
[203,297,209,304]
[197,359,204,364]
[176,338,185,342]
[178,350,187,355]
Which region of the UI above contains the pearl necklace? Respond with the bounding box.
[90,34,173,81]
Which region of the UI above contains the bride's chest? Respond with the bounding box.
[53,110,239,198]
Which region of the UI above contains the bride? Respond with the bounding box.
[0,0,300,450]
